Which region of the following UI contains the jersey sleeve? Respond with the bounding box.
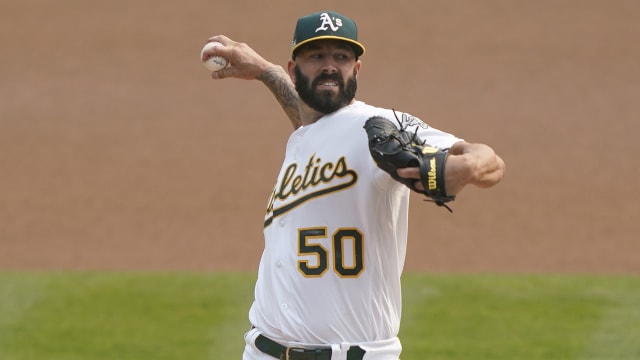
[415,123,463,150]
[388,110,463,150]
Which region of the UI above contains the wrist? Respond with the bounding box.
[444,154,474,195]
[256,64,284,81]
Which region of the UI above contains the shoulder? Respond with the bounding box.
[336,101,400,125]
[357,103,463,148]
[349,102,429,127]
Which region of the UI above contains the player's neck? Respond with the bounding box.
[298,100,356,126]
[300,109,324,126]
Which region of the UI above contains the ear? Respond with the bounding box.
[355,60,362,77]
[287,60,296,82]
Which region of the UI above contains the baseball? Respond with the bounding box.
[201,41,228,72]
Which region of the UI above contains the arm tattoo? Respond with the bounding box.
[258,67,302,129]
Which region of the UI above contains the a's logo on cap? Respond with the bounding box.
[315,12,343,32]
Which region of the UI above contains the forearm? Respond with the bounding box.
[445,141,506,195]
[257,66,302,129]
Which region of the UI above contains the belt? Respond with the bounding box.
[255,334,366,360]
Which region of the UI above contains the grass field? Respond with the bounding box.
[0,272,638,359]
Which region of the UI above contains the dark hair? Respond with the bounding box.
[291,42,360,61]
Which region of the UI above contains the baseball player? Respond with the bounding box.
[203,10,506,360]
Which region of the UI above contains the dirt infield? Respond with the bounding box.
[1,1,639,273]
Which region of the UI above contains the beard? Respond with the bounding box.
[294,65,358,114]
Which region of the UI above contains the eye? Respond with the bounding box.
[334,53,351,62]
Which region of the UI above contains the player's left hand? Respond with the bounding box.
[364,116,456,210]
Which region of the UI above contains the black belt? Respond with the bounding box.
[255,334,366,360]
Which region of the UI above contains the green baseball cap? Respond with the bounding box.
[291,11,366,58]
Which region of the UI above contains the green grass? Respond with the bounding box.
[0,272,254,360]
[400,274,640,359]
[0,272,638,359]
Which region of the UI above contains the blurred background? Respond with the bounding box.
[1,0,638,273]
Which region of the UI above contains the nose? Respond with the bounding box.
[321,58,338,73]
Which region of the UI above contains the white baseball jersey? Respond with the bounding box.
[248,100,462,346]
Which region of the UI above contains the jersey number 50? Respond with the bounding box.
[298,227,364,278]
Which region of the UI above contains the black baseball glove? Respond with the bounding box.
[363,114,455,211]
